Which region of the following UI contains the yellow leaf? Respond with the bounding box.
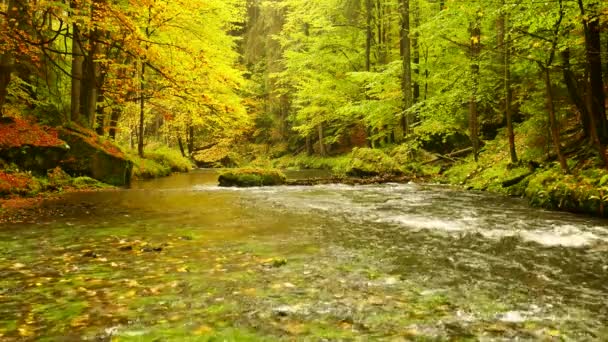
[18,326,34,337]
[194,325,214,335]
[70,314,90,328]
[126,279,139,287]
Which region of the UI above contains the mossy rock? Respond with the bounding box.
[218,168,286,187]
[58,127,132,186]
[346,147,402,177]
[0,145,69,175]
[70,176,111,189]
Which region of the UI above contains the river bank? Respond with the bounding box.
[267,142,608,218]
[0,117,195,218]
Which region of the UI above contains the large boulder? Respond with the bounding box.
[0,117,70,175]
[218,168,286,187]
[58,126,132,186]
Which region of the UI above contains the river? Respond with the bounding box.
[1,170,607,340]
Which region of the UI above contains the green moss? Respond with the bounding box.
[70,176,111,189]
[128,154,172,179]
[346,147,402,177]
[218,168,286,187]
[146,146,194,172]
[273,154,351,174]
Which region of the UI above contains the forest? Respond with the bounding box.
[1,0,608,340]
[0,0,608,214]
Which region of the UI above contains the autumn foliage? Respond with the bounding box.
[0,118,65,148]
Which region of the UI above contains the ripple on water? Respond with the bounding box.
[195,183,608,247]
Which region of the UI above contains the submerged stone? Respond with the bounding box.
[218,168,286,187]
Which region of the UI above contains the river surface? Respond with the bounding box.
[1,170,607,341]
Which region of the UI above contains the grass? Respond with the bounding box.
[127,146,193,180]
[145,146,194,172]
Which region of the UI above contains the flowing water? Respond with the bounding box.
[1,170,607,341]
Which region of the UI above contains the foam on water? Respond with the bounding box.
[193,182,608,247]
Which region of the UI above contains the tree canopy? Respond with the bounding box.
[0,0,607,168]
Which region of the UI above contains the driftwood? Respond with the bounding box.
[501,172,533,188]
[423,147,473,165]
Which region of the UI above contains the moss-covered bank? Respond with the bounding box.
[128,146,195,180]
[219,168,287,187]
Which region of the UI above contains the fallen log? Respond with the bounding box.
[423,147,473,165]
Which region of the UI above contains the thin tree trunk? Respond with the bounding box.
[365,0,372,72]
[424,47,429,100]
[584,82,608,169]
[543,67,568,173]
[412,0,420,106]
[499,6,517,163]
[318,123,326,157]
[177,135,186,157]
[84,54,98,128]
[0,0,19,116]
[95,93,105,135]
[108,107,120,139]
[187,125,195,155]
[561,48,591,138]
[138,61,145,157]
[469,12,481,162]
[306,135,313,155]
[578,0,607,142]
[399,0,412,136]
[70,24,84,122]
[0,54,12,117]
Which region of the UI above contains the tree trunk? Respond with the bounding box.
[70,21,83,122]
[108,107,120,139]
[0,0,19,116]
[578,0,608,142]
[412,0,420,106]
[543,67,569,173]
[177,135,186,157]
[0,55,12,117]
[499,7,517,163]
[561,48,591,138]
[318,123,326,157]
[399,0,412,136]
[95,93,105,135]
[85,39,99,128]
[469,12,481,162]
[138,62,145,157]
[365,0,372,72]
[187,125,195,155]
[306,135,313,155]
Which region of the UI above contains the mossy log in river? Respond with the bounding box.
[218,168,416,187]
